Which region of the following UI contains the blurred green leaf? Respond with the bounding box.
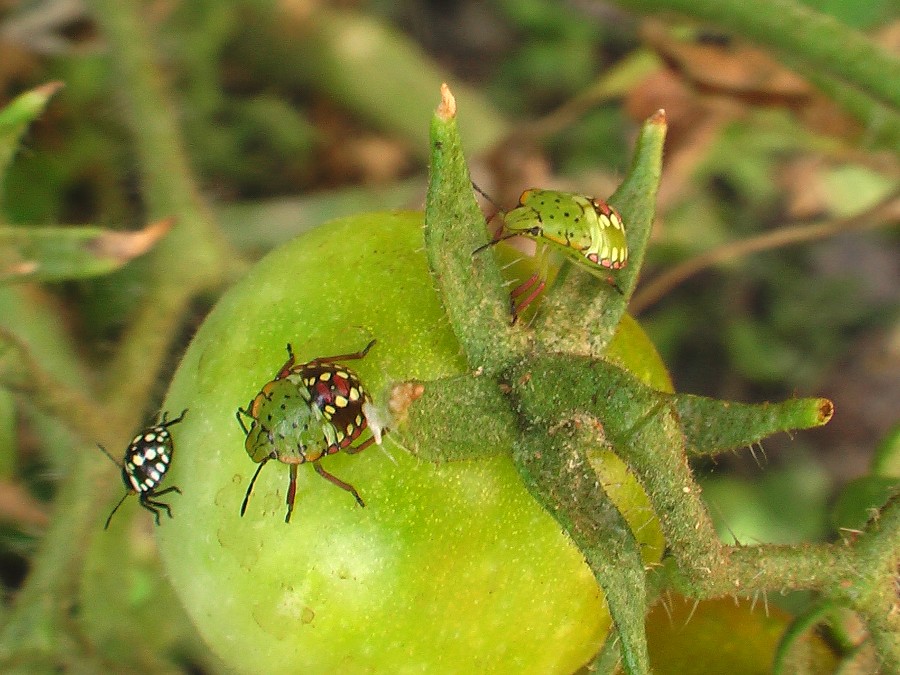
[0,83,64,201]
[872,423,900,477]
[831,475,899,532]
[647,595,837,673]
[0,219,173,283]
[800,0,897,29]
[821,165,898,217]
[0,390,14,479]
[702,459,832,543]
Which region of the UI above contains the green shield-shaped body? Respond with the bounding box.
[503,189,628,271]
[243,378,330,464]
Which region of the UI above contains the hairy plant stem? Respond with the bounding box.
[613,0,900,110]
[86,0,235,421]
[513,425,650,674]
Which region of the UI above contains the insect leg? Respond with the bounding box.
[159,409,188,427]
[236,407,252,435]
[510,243,551,322]
[284,464,299,523]
[275,344,297,379]
[344,432,384,455]
[141,497,176,525]
[315,339,376,365]
[313,462,365,508]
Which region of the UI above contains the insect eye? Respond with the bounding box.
[529,226,542,236]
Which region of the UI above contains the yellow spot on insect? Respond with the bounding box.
[336,371,349,379]
[334,395,348,408]
[319,372,331,382]
[600,245,610,260]
[346,423,354,434]
[349,387,360,402]
[355,414,363,425]
[324,405,336,415]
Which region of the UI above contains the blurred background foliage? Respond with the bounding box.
[0,0,897,672]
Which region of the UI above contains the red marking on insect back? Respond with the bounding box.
[592,199,613,216]
[588,253,599,263]
[314,381,333,405]
[332,374,351,397]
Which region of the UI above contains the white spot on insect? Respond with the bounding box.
[131,435,142,445]
[600,245,610,261]
[144,447,157,461]
[144,433,156,442]
[131,454,145,467]
[149,469,161,482]
[128,473,142,491]
[155,462,166,474]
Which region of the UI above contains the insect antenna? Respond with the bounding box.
[472,231,525,256]
[471,181,505,213]
[241,459,270,516]
[96,443,122,468]
[104,492,130,530]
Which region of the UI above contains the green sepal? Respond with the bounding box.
[535,111,667,355]
[674,394,834,457]
[398,374,517,462]
[424,85,526,375]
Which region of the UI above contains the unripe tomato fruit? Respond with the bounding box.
[158,211,666,673]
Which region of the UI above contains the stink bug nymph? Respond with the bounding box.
[98,409,187,529]
[237,340,383,523]
[473,186,628,320]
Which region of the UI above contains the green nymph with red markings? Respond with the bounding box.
[236,340,382,523]
[474,187,628,320]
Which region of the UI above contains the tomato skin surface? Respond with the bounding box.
[157,211,612,674]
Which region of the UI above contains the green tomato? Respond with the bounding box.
[158,211,664,673]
